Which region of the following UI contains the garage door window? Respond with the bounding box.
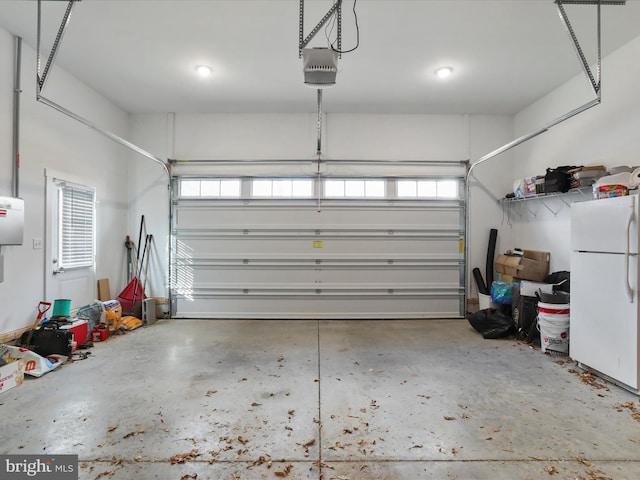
[252,179,313,197]
[397,179,459,199]
[179,179,241,197]
[325,179,385,198]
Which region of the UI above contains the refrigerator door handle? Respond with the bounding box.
[626,201,635,303]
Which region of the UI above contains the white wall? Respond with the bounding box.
[510,35,640,272]
[467,116,515,294]
[0,28,132,337]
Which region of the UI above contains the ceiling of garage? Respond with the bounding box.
[0,0,639,115]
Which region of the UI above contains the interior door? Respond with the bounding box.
[44,169,96,310]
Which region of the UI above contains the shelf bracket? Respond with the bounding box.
[539,199,560,216]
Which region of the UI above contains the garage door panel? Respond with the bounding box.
[317,267,460,284]
[173,295,462,319]
[180,265,460,285]
[176,237,460,256]
[181,266,320,284]
[176,206,461,229]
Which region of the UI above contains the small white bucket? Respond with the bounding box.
[538,312,570,354]
[538,302,570,315]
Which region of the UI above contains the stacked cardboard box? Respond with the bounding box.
[495,250,550,282]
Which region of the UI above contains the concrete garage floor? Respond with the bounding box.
[2,319,640,480]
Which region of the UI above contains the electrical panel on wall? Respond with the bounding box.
[0,197,24,245]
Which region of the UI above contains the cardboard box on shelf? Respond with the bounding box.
[495,250,550,282]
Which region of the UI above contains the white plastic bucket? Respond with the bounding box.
[538,312,570,354]
[537,302,570,315]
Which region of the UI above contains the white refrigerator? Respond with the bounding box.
[571,194,640,392]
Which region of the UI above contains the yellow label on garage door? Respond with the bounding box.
[313,240,324,248]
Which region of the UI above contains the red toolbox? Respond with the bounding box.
[59,319,89,347]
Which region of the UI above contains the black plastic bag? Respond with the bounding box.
[467,308,516,339]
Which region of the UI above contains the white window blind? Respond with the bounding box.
[56,181,95,270]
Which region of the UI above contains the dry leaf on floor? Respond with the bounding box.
[274,463,293,477]
[181,475,198,480]
[122,429,146,439]
[107,425,118,433]
[205,390,217,396]
[94,471,115,479]
[577,458,593,467]
[170,450,200,464]
[238,436,250,445]
[251,402,262,407]
[247,455,271,469]
[582,469,613,480]
[546,465,558,475]
[302,439,316,448]
[443,416,456,421]
[568,370,610,390]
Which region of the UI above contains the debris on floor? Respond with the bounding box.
[567,368,610,391]
[614,401,640,422]
[170,450,200,464]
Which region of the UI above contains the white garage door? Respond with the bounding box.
[170,160,466,319]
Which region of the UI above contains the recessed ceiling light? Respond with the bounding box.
[195,65,212,77]
[435,66,453,79]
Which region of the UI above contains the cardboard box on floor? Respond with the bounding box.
[495,250,550,282]
[0,358,25,394]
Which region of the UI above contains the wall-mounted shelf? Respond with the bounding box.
[501,186,593,218]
